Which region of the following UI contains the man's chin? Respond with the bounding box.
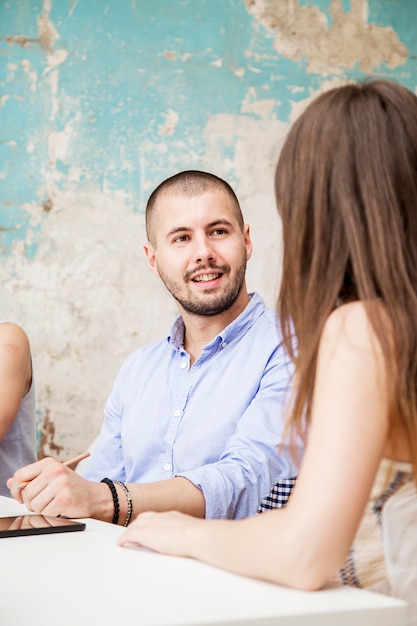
[179,293,241,317]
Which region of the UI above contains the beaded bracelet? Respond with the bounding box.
[101,477,120,525]
[115,481,133,527]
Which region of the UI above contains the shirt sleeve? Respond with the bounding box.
[176,344,300,520]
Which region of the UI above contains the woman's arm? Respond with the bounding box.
[119,301,390,590]
[0,323,32,441]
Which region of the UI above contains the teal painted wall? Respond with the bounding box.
[1,0,416,455]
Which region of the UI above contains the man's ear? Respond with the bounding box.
[143,242,159,276]
[244,224,253,261]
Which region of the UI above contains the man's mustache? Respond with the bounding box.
[184,264,229,282]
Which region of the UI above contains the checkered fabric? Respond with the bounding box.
[257,477,297,513]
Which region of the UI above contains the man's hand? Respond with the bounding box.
[7,457,111,520]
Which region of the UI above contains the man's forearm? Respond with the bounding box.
[114,476,206,525]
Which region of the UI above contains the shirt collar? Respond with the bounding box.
[167,292,265,351]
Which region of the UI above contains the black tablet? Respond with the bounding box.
[0,514,86,538]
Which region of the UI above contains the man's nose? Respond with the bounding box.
[193,235,216,264]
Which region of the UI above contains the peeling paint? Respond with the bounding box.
[3,35,37,48]
[163,50,177,60]
[233,66,246,78]
[244,0,408,74]
[48,129,70,164]
[37,0,59,52]
[158,109,179,136]
[241,86,277,116]
[0,0,416,457]
[1,1,60,54]
[38,411,63,459]
[42,198,53,212]
[21,59,38,92]
[45,48,68,72]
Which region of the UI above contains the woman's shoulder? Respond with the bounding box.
[0,322,30,350]
[325,300,388,336]
[321,300,390,358]
[0,323,32,395]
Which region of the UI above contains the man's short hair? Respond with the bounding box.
[145,170,244,244]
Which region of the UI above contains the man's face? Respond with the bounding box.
[144,188,252,317]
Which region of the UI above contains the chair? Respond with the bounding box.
[258,477,297,513]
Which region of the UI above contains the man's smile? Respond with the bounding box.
[192,273,222,283]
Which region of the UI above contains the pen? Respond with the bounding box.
[17,451,91,491]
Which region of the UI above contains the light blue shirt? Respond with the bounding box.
[84,293,299,519]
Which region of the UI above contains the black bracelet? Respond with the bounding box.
[115,481,133,527]
[101,477,120,525]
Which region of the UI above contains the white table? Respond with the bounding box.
[0,495,407,626]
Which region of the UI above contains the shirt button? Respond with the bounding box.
[174,409,181,417]
[163,463,171,471]
[221,341,227,348]
[180,361,187,369]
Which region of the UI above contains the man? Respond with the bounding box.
[0,322,36,496]
[8,170,298,524]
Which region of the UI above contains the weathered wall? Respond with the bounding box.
[0,0,416,458]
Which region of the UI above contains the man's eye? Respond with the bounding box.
[212,229,226,236]
[173,235,189,243]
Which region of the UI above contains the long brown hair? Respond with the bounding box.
[276,79,417,480]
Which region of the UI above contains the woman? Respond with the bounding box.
[0,322,36,496]
[119,80,417,620]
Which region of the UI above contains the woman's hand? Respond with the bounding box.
[118,510,202,557]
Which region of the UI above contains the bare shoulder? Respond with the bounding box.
[322,300,388,352]
[316,301,390,428]
[0,322,30,355]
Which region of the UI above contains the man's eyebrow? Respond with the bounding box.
[165,219,234,239]
[166,226,190,238]
[207,219,234,229]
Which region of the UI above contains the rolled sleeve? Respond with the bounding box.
[178,348,299,519]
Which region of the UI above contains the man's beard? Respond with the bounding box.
[157,257,247,317]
